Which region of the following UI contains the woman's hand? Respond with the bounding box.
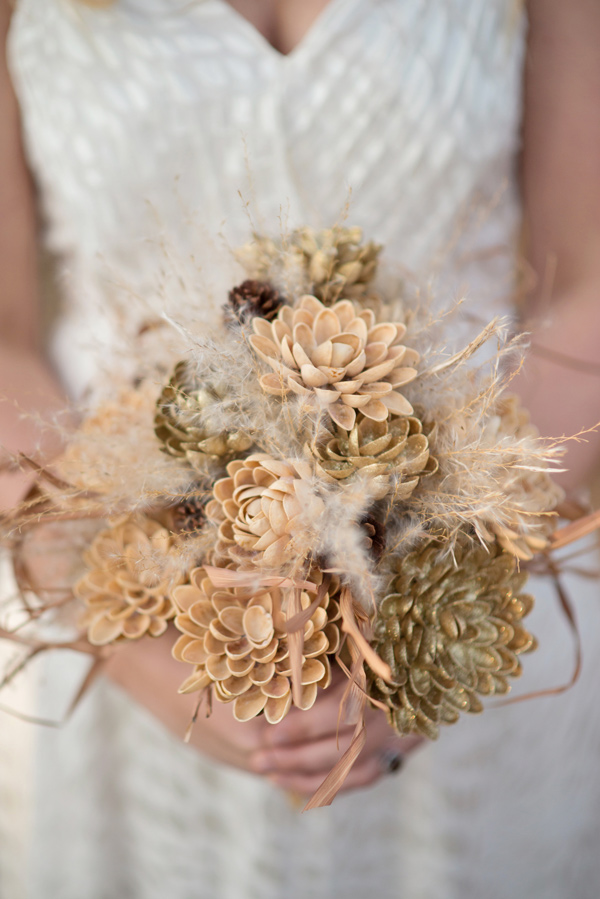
[105,630,422,796]
[249,667,423,796]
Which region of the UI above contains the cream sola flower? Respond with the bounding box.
[171,567,342,722]
[75,515,183,645]
[206,453,327,570]
[249,295,420,431]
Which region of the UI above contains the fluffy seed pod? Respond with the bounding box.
[367,536,536,739]
[172,567,342,722]
[478,395,564,560]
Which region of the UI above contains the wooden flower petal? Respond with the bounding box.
[301,658,326,685]
[243,606,274,645]
[178,670,211,694]
[313,309,341,344]
[296,682,319,711]
[249,661,276,685]
[180,640,210,665]
[189,601,216,628]
[171,584,202,613]
[233,687,268,721]
[226,656,255,676]
[218,606,246,635]
[88,615,125,646]
[205,654,231,681]
[383,392,414,416]
[328,402,356,430]
[264,692,292,724]
[261,674,290,699]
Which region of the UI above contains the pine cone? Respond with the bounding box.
[250,295,419,430]
[292,226,381,304]
[75,515,182,645]
[480,395,564,560]
[309,414,432,500]
[155,361,253,473]
[225,279,283,325]
[168,494,208,534]
[367,536,536,740]
[361,513,386,560]
[172,567,342,722]
[206,453,325,569]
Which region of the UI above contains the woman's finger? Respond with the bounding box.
[268,755,383,797]
[251,730,356,775]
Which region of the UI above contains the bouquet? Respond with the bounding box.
[1,226,589,807]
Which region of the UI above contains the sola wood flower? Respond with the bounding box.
[367,537,536,740]
[480,395,564,560]
[155,361,253,473]
[75,516,183,646]
[206,453,325,569]
[309,414,432,500]
[292,226,382,304]
[250,295,419,430]
[172,568,342,722]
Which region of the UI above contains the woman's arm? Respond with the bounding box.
[517,0,600,491]
[0,0,64,510]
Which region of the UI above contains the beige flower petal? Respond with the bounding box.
[205,654,231,681]
[250,661,276,685]
[297,682,319,711]
[264,692,292,724]
[233,687,268,721]
[328,402,356,430]
[178,670,211,694]
[243,606,274,645]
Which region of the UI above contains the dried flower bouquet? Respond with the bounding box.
[1,225,588,807]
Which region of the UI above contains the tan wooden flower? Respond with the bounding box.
[368,536,536,740]
[250,295,419,430]
[155,361,253,473]
[206,453,325,569]
[291,226,382,304]
[309,414,432,500]
[171,567,342,723]
[75,515,182,645]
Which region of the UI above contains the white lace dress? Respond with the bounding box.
[2,1,600,897]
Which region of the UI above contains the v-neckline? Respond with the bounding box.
[212,0,353,62]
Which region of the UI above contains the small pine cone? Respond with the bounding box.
[361,513,386,560]
[250,295,419,431]
[75,515,183,645]
[309,414,433,500]
[206,453,325,569]
[368,536,536,740]
[155,361,253,473]
[480,394,564,560]
[169,494,208,534]
[292,226,382,305]
[225,279,283,325]
[172,568,342,723]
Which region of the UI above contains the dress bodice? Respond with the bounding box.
[8,0,525,382]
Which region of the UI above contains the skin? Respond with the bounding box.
[1,0,600,796]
